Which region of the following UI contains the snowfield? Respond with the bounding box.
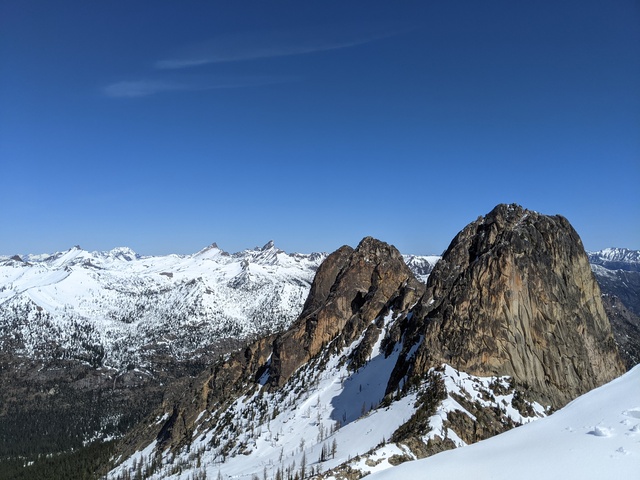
[368,365,640,480]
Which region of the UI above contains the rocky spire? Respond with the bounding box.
[269,237,425,387]
[392,203,624,407]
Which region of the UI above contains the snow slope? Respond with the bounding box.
[369,365,640,480]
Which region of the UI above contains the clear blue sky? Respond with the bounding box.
[1,1,638,256]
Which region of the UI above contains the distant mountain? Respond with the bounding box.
[0,244,440,370]
[0,242,329,465]
[0,242,327,369]
[588,247,640,272]
[589,248,640,316]
[588,247,640,369]
[402,254,440,283]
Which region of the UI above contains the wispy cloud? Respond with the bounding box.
[155,25,401,69]
[103,75,295,98]
[103,80,186,98]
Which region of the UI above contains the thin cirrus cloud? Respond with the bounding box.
[155,25,401,69]
[103,75,295,98]
[104,24,401,97]
[103,80,186,98]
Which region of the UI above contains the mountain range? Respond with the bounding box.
[1,241,328,368]
[0,204,638,479]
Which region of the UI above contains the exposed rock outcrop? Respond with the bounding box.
[137,238,424,453]
[269,237,424,386]
[391,204,624,407]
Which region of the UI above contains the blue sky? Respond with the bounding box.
[1,1,638,256]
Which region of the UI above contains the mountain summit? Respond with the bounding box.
[269,237,425,387]
[393,203,624,406]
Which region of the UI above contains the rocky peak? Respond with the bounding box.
[395,204,624,407]
[106,206,629,471]
[243,240,283,266]
[105,247,139,261]
[261,240,276,251]
[144,237,424,451]
[268,237,424,387]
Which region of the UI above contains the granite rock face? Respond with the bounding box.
[396,204,624,407]
[269,237,424,386]
[137,238,424,453]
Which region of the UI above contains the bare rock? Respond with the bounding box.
[398,204,624,407]
[269,237,424,386]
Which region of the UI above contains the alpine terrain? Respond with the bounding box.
[0,242,333,475]
[588,248,640,368]
[0,239,442,476]
[85,203,631,480]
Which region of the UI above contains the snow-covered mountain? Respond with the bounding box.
[588,247,640,272]
[0,242,327,368]
[1,205,634,479]
[589,248,640,313]
[402,254,440,283]
[587,248,640,368]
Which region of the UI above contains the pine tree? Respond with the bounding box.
[300,451,306,479]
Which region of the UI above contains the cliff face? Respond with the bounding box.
[398,204,624,406]
[269,237,424,386]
